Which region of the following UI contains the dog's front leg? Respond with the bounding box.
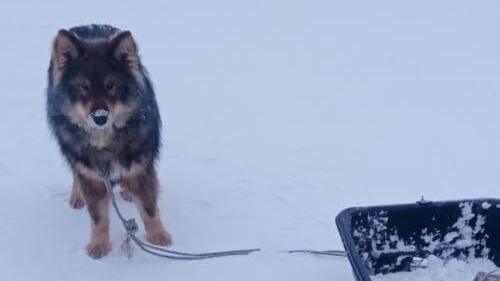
[121,167,172,246]
[78,174,111,258]
[69,172,85,209]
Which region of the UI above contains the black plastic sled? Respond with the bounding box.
[335,198,500,281]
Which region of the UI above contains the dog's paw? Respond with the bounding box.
[69,193,85,209]
[86,241,111,259]
[147,229,172,247]
[120,190,134,202]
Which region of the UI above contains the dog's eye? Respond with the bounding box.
[79,83,90,92]
[105,82,115,91]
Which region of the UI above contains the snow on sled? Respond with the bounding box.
[336,198,500,281]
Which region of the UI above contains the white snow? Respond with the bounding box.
[353,202,492,275]
[1,1,500,281]
[372,256,499,281]
[482,202,492,209]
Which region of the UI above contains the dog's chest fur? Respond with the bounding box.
[87,127,114,148]
[76,128,134,182]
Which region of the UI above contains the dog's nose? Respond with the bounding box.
[91,109,109,126]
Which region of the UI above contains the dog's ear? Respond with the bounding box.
[109,31,140,69]
[109,31,144,86]
[51,30,84,81]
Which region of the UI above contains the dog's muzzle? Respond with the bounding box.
[91,108,109,126]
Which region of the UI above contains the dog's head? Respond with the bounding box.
[50,29,146,130]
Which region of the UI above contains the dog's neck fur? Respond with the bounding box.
[87,127,114,149]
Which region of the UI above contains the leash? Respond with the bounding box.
[287,250,347,257]
[102,177,346,260]
[103,178,261,259]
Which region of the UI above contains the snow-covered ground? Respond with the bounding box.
[1,1,500,280]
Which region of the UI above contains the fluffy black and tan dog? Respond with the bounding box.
[46,24,171,258]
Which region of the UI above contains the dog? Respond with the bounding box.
[46,24,172,258]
